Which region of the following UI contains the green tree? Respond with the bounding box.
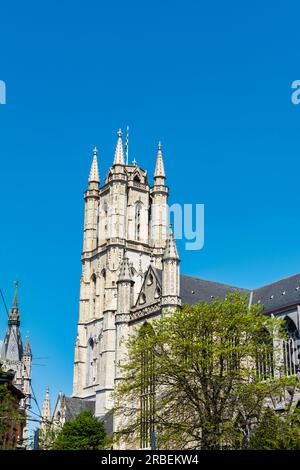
[39,425,58,450]
[52,409,107,450]
[249,407,300,450]
[114,293,299,450]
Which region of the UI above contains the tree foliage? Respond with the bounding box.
[52,409,107,450]
[249,407,300,450]
[114,293,299,449]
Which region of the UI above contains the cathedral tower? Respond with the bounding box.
[73,131,171,419]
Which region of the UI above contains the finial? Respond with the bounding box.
[117,128,123,138]
[93,146,97,156]
[132,158,137,166]
[158,141,162,151]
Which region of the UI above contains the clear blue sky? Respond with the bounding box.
[1,0,300,430]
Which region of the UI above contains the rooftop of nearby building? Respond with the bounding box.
[155,267,300,314]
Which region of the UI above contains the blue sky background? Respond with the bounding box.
[1,0,300,436]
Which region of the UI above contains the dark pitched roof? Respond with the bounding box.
[252,273,300,313]
[154,268,300,313]
[154,269,249,304]
[64,397,95,421]
[180,274,249,305]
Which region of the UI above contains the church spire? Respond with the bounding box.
[113,129,125,166]
[1,281,23,362]
[88,147,100,183]
[9,281,20,326]
[41,386,52,429]
[154,141,166,181]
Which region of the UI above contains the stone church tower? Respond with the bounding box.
[72,130,178,422]
[1,283,32,444]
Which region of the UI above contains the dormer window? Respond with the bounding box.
[139,293,146,304]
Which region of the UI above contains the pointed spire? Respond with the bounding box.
[24,338,32,356]
[23,338,31,356]
[163,225,179,261]
[154,141,166,179]
[41,386,52,426]
[8,281,20,325]
[113,129,125,165]
[117,252,133,283]
[88,146,100,183]
[1,281,23,361]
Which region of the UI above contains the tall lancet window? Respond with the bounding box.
[140,323,155,449]
[256,328,274,380]
[86,338,95,385]
[135,202,142,241]
[283,317,299,376]
[99,269,106,316]
[103,201,108,238]
[90,274,97,318]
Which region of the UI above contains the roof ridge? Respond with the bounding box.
[180,273,249,291]
[254,272,300,292]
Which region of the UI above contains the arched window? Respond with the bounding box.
[140,323,155,449]
[256,328,274,380]
[90,274,97,318]
[283,317,299,376]
[86,338,94,385]
[154,287,161,299]
[99,269,106,315]
[135,202,142,241]
[102,201,108,238]
[147,273,154,286]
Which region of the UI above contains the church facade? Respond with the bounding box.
[71,130,300,445]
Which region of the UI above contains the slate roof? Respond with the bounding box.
[252,273,300,314]
[180,274,249,305]
[154,268,300,313]
[64,397,95,421]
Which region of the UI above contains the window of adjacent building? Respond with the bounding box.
[283,317,299,376]
[256,328,274,380]
[140,323,156,449]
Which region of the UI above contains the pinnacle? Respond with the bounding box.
[113,129,125,165]
[88,147,100,183]
[154,141,166,178]
[163,226,179,261]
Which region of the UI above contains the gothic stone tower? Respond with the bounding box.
[72,130,172,419]
[1,283,32,444]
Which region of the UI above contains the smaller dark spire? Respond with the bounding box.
[24,338,32,356]
[8,281,20,326]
